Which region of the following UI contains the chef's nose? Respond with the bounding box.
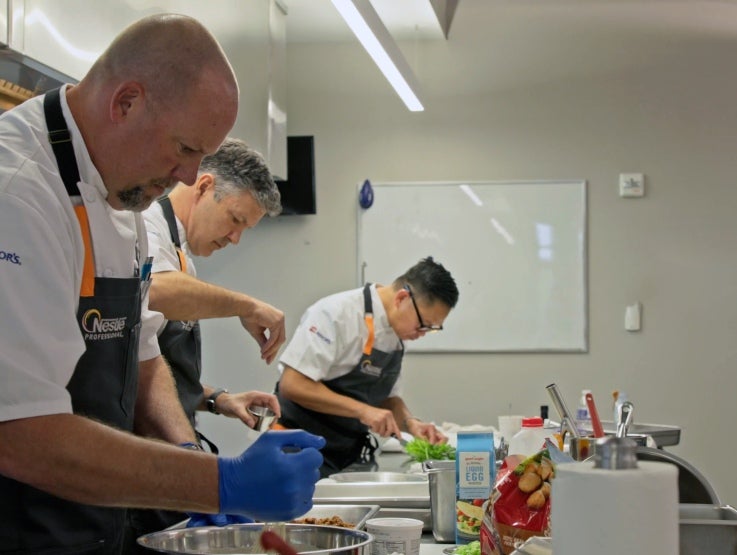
[172,161,201,186]
[227,229,243,245]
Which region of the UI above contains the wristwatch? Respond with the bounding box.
[207,388,228,414]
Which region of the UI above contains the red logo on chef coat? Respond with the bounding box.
[308,325,331,344]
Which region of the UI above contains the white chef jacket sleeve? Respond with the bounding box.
[0,192,79,421]
[279,306,343,382]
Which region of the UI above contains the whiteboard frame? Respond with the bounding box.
[356,180,589,353]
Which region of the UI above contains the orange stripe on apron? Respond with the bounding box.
[176,248,187,273]
[73,205,95,298]
[363,314,375,356]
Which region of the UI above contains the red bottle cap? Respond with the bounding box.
[521,416,544,428]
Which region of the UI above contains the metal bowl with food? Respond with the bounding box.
[138,523,373,555]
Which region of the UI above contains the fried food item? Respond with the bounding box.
[518,471,542,493]
[540,481,552,499]
[292,515,355,528]
[526,489,546,510]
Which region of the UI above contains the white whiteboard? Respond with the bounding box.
[356,181,588,352]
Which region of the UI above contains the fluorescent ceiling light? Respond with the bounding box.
[331,0,424,111]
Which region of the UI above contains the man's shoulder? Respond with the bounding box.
[142,200,166,226]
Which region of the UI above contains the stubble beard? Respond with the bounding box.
[116,178,175,212]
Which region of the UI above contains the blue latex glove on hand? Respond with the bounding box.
[218,430,325,522]
[186,513,253,528]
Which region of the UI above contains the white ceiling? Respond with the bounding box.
[281,0,737,95]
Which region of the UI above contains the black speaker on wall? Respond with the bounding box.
[275,136,316,215]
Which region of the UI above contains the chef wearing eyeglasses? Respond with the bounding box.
[275,256,459,475]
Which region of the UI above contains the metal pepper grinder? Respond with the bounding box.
[594,436,638,469]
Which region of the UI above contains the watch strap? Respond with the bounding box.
[207,388,228,414]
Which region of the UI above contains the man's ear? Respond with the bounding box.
[196,173,215,196]
[110,82,145,123]
[395,286,410,308]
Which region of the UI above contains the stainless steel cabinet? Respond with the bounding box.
[13,0,285,175]
[0,0,7,46]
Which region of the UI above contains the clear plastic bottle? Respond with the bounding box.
[508,417,550,456]
[576,389,592,435]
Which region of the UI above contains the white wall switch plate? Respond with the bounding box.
[625,302,642,331]
[619,173,645,197]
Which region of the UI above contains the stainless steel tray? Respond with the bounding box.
[329,472,427,483]
[680,503,737,555]
[298,504,380,530]
[550,419,681,447]
[599,421,681,447]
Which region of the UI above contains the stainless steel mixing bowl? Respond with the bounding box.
[138,523,373,554]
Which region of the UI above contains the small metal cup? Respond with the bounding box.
[569,437,597,461]
[248,405,276,432]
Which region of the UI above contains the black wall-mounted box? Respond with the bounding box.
[275,135,316,215]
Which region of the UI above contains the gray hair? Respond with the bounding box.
[200,138,282,217]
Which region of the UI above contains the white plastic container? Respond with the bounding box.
[365,517,423,555]
[508,416,550,456]
[575,389,592,435]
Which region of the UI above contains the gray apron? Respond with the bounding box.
[277,284,403,475]
[0,87,142,554]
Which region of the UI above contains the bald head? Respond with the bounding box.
[86,13,238,110]
[67,13,239,212]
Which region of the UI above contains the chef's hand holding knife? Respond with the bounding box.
[359,405,404,439]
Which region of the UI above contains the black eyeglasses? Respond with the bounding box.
[404,284,443,332]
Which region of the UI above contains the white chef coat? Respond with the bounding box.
[141,200,198,334]
[0,87,160,423]
[278,284,404,397]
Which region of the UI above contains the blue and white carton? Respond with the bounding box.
[455,431,495,544]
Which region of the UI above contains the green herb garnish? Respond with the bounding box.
[453,540,481,555]
[404,438,456,462]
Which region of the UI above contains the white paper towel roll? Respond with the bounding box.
[551,460,678,555]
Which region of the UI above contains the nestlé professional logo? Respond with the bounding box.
[81,308,126,341]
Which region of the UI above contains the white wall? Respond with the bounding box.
[196,8,737,505]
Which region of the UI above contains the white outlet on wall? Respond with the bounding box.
[619,173,645,197]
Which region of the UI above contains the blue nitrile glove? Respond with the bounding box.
[218,429,325,522]
[186,513,253,528]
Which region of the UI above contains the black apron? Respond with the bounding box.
[277,284,403,476]
[153,196,204,431]
[0,87,142,554]
[124,197,207,551]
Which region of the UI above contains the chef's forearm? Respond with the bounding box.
[280,368,366,419]
[149,271,257,321]
[134,355,197,444]
[382,396,413,431]
[0,413,218,512]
